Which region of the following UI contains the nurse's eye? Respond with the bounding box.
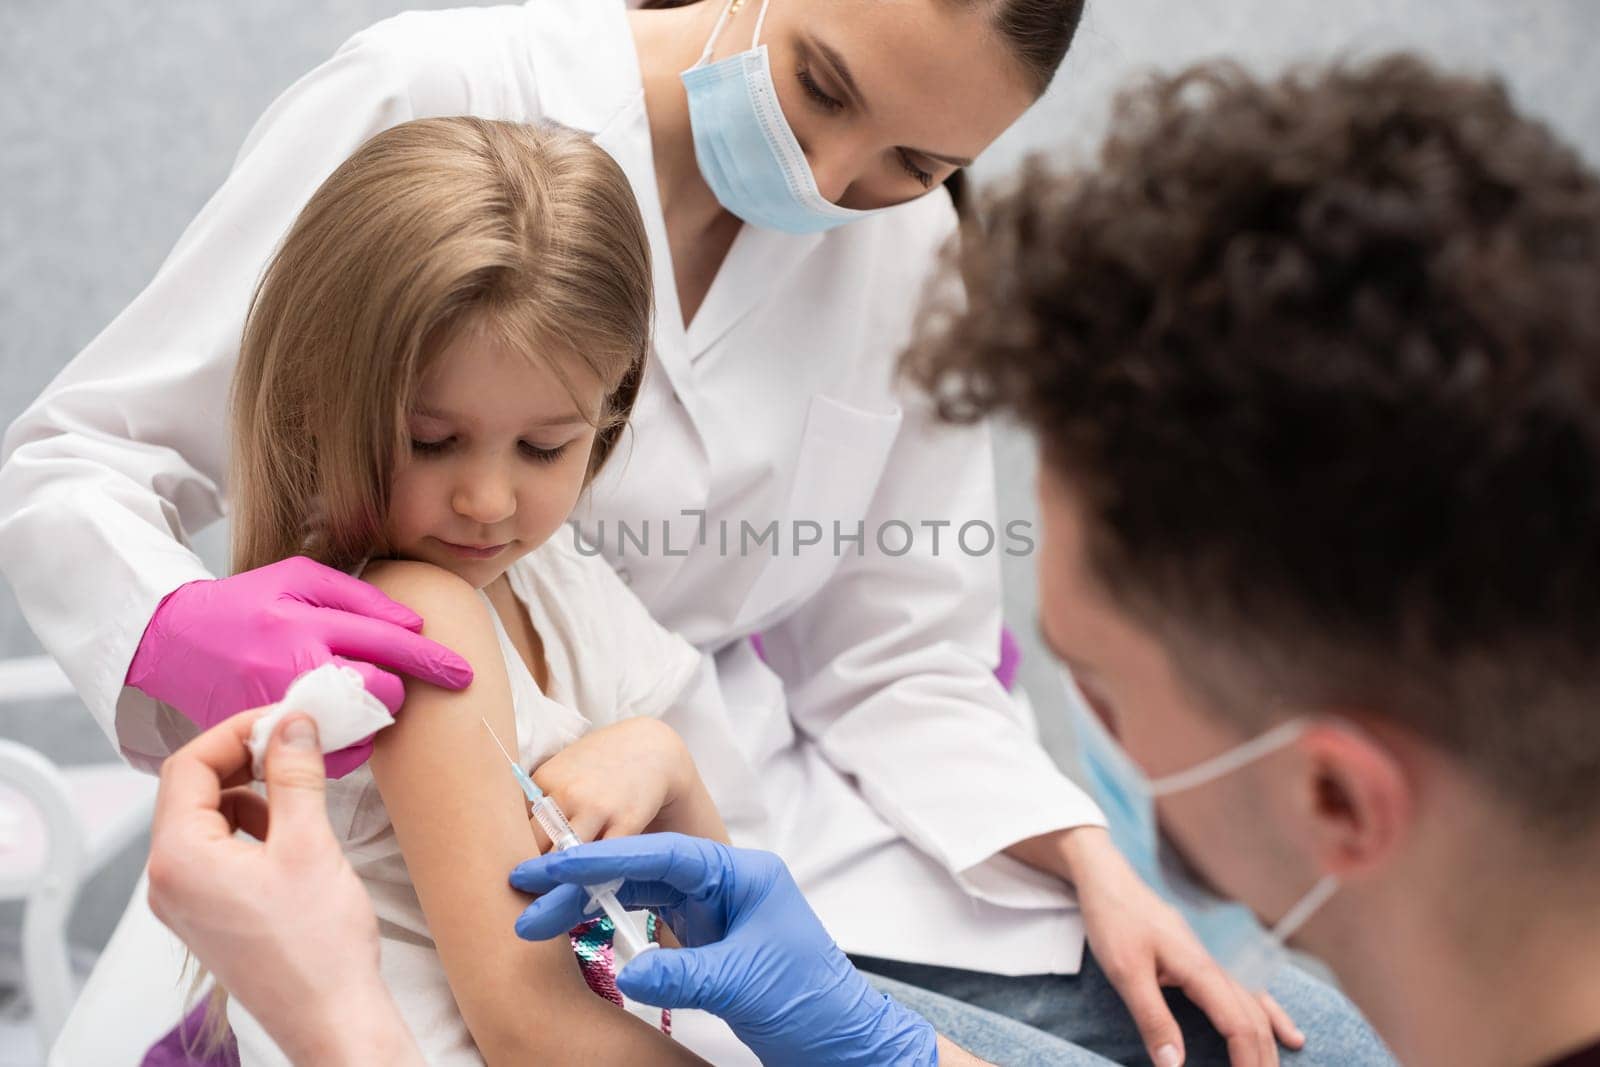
[897,148,933,189]
[520,441,568,465]
[410,436,454,456]
[796,66,845,113]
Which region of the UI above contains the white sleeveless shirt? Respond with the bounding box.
[230,535,757,1064]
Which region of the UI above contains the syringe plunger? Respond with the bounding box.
[482,720,656,961]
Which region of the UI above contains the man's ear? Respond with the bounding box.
[1294,721,1414,879]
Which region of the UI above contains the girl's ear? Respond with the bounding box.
[585,419,612,485]
[586,361,644,483]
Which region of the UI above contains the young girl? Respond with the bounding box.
[222,116,746,1064]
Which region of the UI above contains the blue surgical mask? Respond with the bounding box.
[681,0,883,234]
[1067,670,1340,990]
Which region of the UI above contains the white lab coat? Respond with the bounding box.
[0,0,1103,976]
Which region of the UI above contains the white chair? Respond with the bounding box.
[0,655,158,1057]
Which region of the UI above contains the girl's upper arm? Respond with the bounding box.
[360,560,705,1064]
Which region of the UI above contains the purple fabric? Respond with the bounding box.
[141,1001,239,1067]
[996,624,1023,692]
[751,626,1023,692]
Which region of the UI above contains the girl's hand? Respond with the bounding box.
[529,718,701,848]
[1013,826,1305,1067]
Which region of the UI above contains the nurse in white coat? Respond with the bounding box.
[1,0,1320,1060]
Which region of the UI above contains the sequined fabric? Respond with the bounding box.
[570,911,671,1034]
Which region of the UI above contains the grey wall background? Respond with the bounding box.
[1,0,1596,1037]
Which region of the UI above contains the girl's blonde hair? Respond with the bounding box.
[230,117,653,576]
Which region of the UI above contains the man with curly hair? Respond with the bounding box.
[903,53,1600,1067]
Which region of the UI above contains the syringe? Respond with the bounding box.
[482,719,656,960]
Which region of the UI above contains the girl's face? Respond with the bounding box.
[708,0,1038,209]
[384,322,604,589]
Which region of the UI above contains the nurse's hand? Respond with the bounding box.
[126,556,474,776]
[147,710,424,1066]
[1027,827,1305,1067]
[509,833,940,1067]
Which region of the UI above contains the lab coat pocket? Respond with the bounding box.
[733,393,902,631]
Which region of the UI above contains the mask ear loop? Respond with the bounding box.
[691,0,772,68]
[1146,719,1309,798]
[750,0,772,48]
[694,0,742,67]
[1268,872,1340,943]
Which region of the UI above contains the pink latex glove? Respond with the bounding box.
[126,556,473,777]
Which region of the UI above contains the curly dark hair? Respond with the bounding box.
[906,55,1600,833]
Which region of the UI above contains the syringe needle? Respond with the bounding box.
[485,717,656,959]
[481,717,519,765]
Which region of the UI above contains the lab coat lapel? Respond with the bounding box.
[592,97,696,395]
[685,224,821,360]
[528,0,695,396]
[526,0,822,371]
[522,0,639,131]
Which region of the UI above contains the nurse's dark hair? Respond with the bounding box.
[906,56,1600,835]
[230,118,653,576]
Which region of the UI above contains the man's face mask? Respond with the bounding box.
[1066,669,1341,990]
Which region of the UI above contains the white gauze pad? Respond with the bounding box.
[246,663,395,778]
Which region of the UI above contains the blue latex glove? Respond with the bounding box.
[509,833,938,1067]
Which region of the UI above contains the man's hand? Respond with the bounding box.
[509,833,939,1067]
[147,710,422,1066]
